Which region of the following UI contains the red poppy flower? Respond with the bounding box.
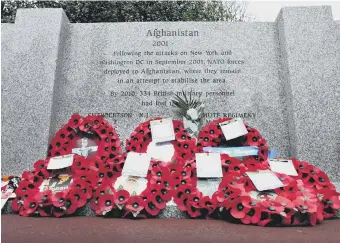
[199,196,217,214]
[174,194,190,211]
[221,155,241,167]
[152,192,167,209]
[93,163,115,181]
[71,156,87,172]
[35,190,53,206]
[260,199,285,214]
[15,180,32,197]
[36,167,51,179]
[11,197,23,212]
[114,189,130,206]
[33,160,46,171]
[207,124,221,139]
[177,184,198,198]
[187,200,202,218]
[126,196,145,213]
[68,188,87,208]
[67,114,82,129]
[79,117,93,132]
[293,196,318,213]
[55,127,72,140]
[52,191,68,207]
[319,189,340,210]
[109,154,126,173]
[293,160,310,176]
[176,166,192,180]
[157,187,172,201]
[21,171,35,181]
[23,196,39,215]
[274,172,296,187]
[274,195,295,209]
[151,166,169,179]
[97,194,114,214]
[257,146,269,162]
[89,115,104,129]
[296,184,318,203]
[51,135,67,149]
[144,195,161,216]
[313,170,330,187]
[173,120,184,130]
[90,195,102,215]
[217,186,244,204]
[174,144,195,161]
[50,146,68,157]
[174,129,190,142]
[246,133,261,146]
[241,206,262,225]
[96,126,112,140]
[229,199,251,219]
[63,197,79,215]
[243,156,260,169]
[220,172,246,189]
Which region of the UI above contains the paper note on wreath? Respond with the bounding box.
[114,176,148,196]
[47,154,74,170]
[220,118,248,141]
[122,152,151,177]
[1,188,15,209]
[150,118,175,143]
[268,159,298,176]
[246,170,284,191]
[197,178,221,197]
[39,174,73,194]
[195,153,223,178]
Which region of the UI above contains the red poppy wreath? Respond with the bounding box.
[90,159,179,218]
[48,114,122,164]
[12,155,95,217]
[172,154,264,219]
[125,118,197,165]
[217,157,340,226]
[291,159,340,220]
[197,117,269,162]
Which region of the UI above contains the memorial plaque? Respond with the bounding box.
[54,22,290,156]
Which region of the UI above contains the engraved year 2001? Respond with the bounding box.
[153,41,169,46]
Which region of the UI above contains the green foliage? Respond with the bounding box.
[1,1,248,23]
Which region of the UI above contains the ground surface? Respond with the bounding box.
[1,214,340,243]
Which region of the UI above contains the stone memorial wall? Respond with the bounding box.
[1,6,339,187]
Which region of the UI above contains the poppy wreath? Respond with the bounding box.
[12,155,95,217]
[48,114,122,163]
[197,117,268,162]
[291,159,340,219]
[90,159,176,218]
[171,154,259,219]
[125,118,197,165]
[218,157,340,226]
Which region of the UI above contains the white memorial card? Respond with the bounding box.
[269,159,298,176]
[195,153,223,178]
[150,119,175,143]
[197,178,222,197]
[246,170,284,191]
[1,188,14,209]
[122,152,151,177]
[114,176,148,196]
[47,154,74,170]
[220,118,248,141]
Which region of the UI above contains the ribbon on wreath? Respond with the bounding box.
[202,146,279,159]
